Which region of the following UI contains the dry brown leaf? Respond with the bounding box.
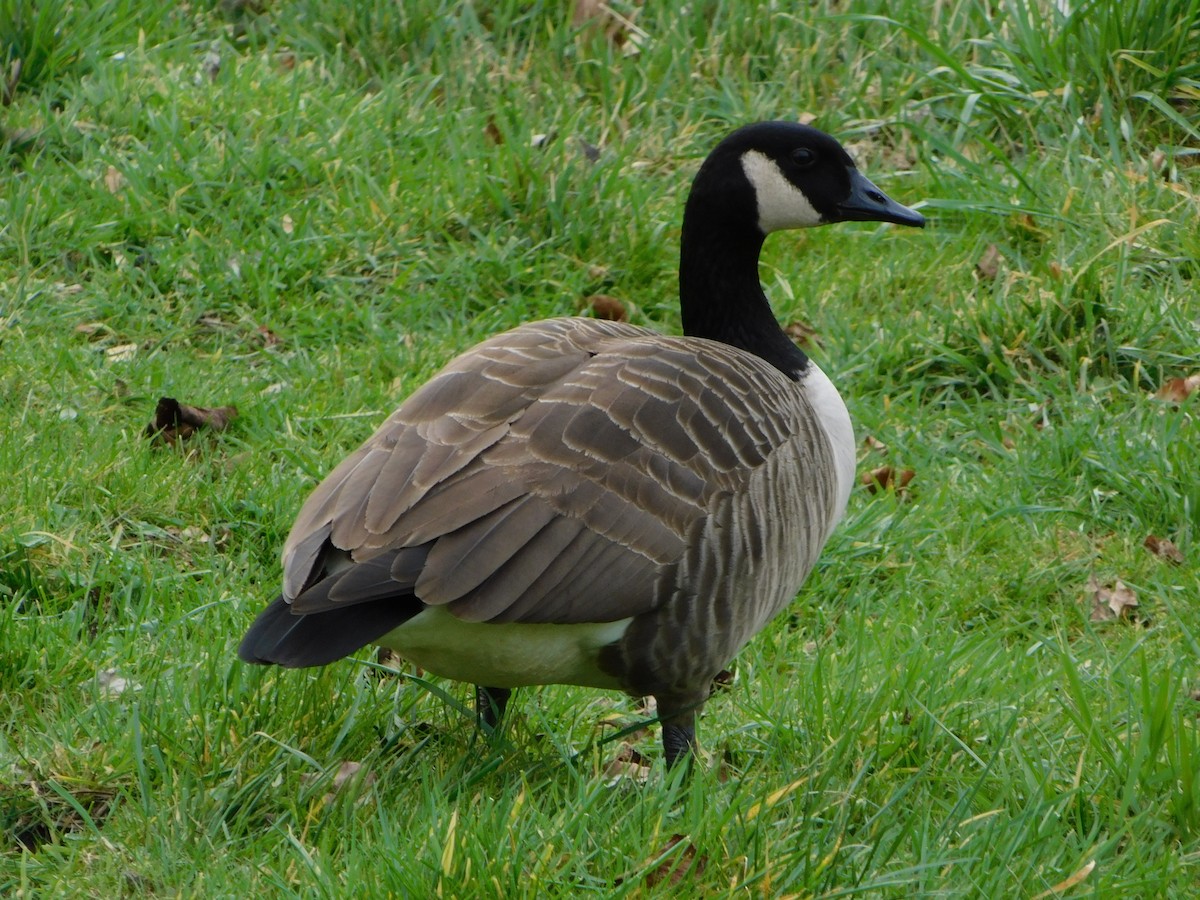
[1031,859,1096,900]
[581,293,628,321]
[1144,535,1184,565]
[643,834,708,888]
[483,117,504,145]
[3,58,22,107]
[861,465,915,497]
[572,0,646,54]
[603,743,652,786]
[1085,575,1139,623]
[862,434,888,452]
[95,669,140,697]
[577,136,601,163]
[105,343,138,362]
[572,0,603,25]
[103,165,126,194]
[975,243,1002,281]
[256,324,283,347]
[202,44,221,81]
[784,319,820,348]
[1154,373,1200,403]
[373,647,405,677]
[145,397,238,445]
[711,666,736,692]
[301,761,377,807]
[75,322,111,339]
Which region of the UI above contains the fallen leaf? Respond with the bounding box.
[975,243,1002,280]
[581,293,628,321]
[197,314,234,331]
[862,434,888,452]
[75,322,111,339]
[1155,373,1200,403]
[95,669,140,697]
[374,647,404,673]
[711,666,736,692]
[105,343,138,362]
[103,165,126,194]
[572,0,603,25]
[201,43,221,81]
[1085,575,1139,623]
[280,214,294,235]
[276,51,296,71]
[797,112,817,126]
[256,324,283,346]
[643,834,708,888]
[1031,859,1096,900]
[716,746,739,784]
[861,465,915,497]
[3,58,22,106]
[145,397,238,445]
[784,320,820,348]
[572,0,647,54]
[301,761,377,807]
[483,117,504,145]
[603,743,651,787]
[1143,535,1184,565]
[577,136,601,162]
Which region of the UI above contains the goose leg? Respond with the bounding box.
[475,685,512,734]
[658,698,703,768]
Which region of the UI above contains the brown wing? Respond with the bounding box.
[280,316,801,626]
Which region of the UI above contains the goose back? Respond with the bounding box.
[260,315,850,697]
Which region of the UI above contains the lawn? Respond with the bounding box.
[2,0,1199,895]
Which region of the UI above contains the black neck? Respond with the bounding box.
[678,199,809,380]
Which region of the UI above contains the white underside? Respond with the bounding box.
[378,607,632,688]
[798,361,856,523]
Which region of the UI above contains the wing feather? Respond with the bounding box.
[275,318,814,635]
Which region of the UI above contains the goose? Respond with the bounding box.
[238,121,925,767]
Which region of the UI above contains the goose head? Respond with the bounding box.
[679,121,924,374]
[684,120,926,235]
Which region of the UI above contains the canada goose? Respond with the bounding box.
[238,121,925,767]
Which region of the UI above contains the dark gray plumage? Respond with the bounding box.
[238,121,925,766]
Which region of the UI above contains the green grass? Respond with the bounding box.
[2,0,1198,895]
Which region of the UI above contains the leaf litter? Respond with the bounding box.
[1084,575,1139,623]
[145,397,238,445]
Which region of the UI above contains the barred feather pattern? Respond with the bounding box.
[277,316,847,699]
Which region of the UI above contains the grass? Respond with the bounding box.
[1,0,1198,894]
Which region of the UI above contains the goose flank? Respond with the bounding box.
[238,121,925,767]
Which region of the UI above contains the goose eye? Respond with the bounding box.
[790,147,817,168]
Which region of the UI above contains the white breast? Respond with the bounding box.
[798,361,856,524]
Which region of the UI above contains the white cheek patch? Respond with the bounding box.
[741,150,824,233]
